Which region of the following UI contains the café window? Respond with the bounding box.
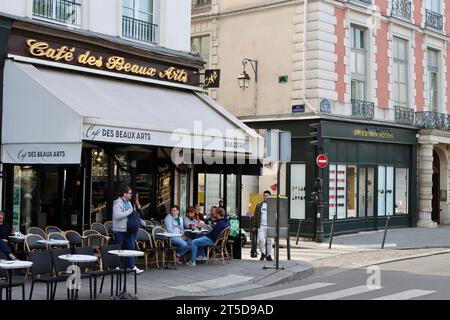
[13,166,38,232]
[329,164,347,219]
[395,168,409,214]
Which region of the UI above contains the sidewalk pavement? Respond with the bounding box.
[7,258,313,300]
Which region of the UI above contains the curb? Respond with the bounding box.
[253,262,314,287]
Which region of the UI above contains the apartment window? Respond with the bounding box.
[427,49,439,112]
[33,0,82,25]
[393,37,408,106]
[351,27,367,101]
[122,0,157,43]
[426,0,441,12]
[191,35,211,67]
[425,0,443,29]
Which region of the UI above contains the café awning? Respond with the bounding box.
[2,60,262,164]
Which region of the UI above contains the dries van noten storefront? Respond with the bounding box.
[249,118,418,238]
[0,17,262,239]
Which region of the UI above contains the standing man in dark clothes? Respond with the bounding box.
[0,211,17,260]
[187,207,229,266]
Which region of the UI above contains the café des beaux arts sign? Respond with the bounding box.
[9,36,197,86]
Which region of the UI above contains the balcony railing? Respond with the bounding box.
[391,0,411,20]
[425,9,443,30]
[415,111,449,129]
[33,0,81,25]
[192,0,212,10]
[122,16,158,44]
[351,99,374,119]
[395,106,415,125]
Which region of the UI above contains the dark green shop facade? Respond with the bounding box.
[248,118,418,239]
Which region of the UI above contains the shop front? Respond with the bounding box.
[0,17,262,236]
[248,118,418,239]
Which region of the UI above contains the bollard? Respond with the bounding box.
[295,221,301,245]
[381,217,391,249]
[328,214,337,249]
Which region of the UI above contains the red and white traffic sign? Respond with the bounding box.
[316,154,329,168]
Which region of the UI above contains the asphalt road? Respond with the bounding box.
[203,252,450,300]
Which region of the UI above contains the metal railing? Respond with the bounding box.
[33,0,81,25]
[415,111,449,129]
[351,99,375,119]
[395,106,415,125]
[192,0,212,10]
[425,9,443,30]
[391,0,411,20]
[122,16,158,44]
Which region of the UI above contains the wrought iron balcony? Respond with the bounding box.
[122,16,158,44]
[33,0,81,25]
[351,99,374,119]
[425,9,443,30]
[192,0,212,10]
[395,106,415,125]
[415,111,449,129]
[391,0,411,20]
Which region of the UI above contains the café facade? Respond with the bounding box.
[0,15,262,241]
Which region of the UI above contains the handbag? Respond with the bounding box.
[127,210,141,233]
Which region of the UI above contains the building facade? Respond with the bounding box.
[191,0,450,238]
[0,0,261,249]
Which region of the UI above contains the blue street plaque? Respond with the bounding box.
[292,105,305,113]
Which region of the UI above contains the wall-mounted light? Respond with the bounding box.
[93,149,105,164]
[238,58,257,90]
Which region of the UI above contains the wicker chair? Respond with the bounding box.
[136,228,159,270]
[151,227,177,268]
[27,227,47,239]
[24,234,47,252]
[91,223,108,236]
[206,227,231,264]
[64,230,83,248]
[47,232,70,249]
[103,221,115,241]
[45,226,63,234]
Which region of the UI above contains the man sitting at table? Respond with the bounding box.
[0,211,17,260]
[164,205,192,264]
[184,206,205,230]
[186,207,229,267]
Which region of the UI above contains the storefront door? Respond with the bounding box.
[358,167,375,229]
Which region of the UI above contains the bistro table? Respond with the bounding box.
[108,250,144,300]
[58,254,98,300]
[0,260,33,300]
[184,228,210,238]
[38,239,70,249]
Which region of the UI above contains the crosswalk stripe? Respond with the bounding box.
[238,283,335,300]
[373,290,435,300]
[302,285,382,300]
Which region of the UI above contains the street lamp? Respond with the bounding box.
[237,58,257,90]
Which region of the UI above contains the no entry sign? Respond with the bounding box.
[316,154,329,168]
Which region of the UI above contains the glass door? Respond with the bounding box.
[358,167,375,229]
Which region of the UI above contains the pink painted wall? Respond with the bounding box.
[334,7,346,104]
[413,0,422,27]
[415,33,424,112]
[447,45,450,114]
[375,0,388,16]
[376,22,390,108]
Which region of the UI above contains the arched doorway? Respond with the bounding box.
[432,150,440,224]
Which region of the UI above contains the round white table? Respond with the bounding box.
[108,250,144,300]
[38,239,70,248]
[0,260,33,300]
[58,254,98,300]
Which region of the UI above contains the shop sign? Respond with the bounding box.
[353,128,394,140]
[8,35,199,86]
[2,143,82,164]
[203,69,221,88]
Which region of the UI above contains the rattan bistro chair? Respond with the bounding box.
[45,226,63,234]
[103,221,115,241]
[47,232,70,249]
[65,230,83,248]
[24,234,47,252]
[91,222,108,236]
[206,227,231,264]
[136,228,159,270]
[27,227,47,239]
[151,227,177,267]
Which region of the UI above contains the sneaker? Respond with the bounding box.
[115,266,120,270]
[196,256,207,261]
[260,254,266,261]
[266,255,273,262]
[176,256,183,265]
[186,261,196,267]
[132,266,144,274]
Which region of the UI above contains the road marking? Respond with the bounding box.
[373,290,435,300]
[238,283,335,300]
[302,285,382,300]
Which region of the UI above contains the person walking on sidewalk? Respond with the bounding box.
[112,185,144,274]
[186,207,229,267]
[251,190,274,261]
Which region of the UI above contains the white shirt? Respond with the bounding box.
[260,202,268,226]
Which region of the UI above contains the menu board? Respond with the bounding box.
[290,164,306,219]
